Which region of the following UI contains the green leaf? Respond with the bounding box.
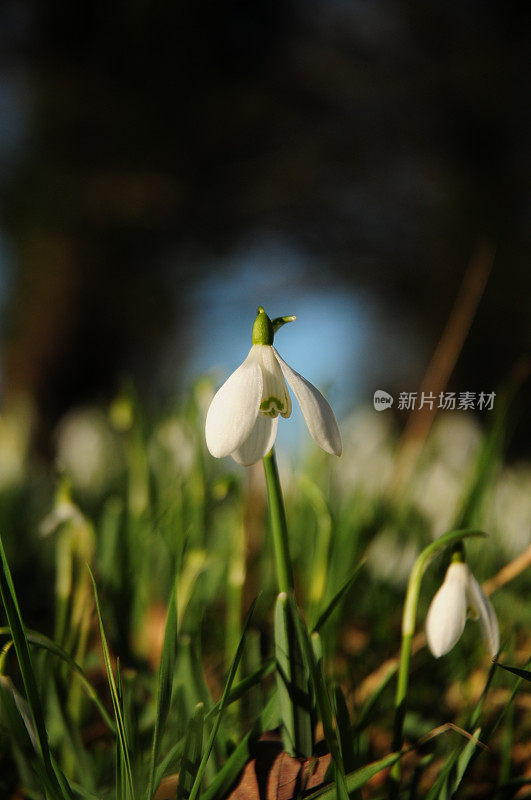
[177,634,223,781]
[187,596,259,800]
[485,660,531,741]
[423,665,498,800]
[199,692,280,800]
[146,581,178,800]
[90,570,135,800]
[494,662,531,682]
[0,678,60,797]
[204,659,275,721]
[274,592,313,758]
[176,702,204,800]
[305,750,407,799]
[450,728,482,797]
[294,615,347,795]
[312,561,364,634]
[332,684,356,774]
[0,626,115,733]
[0,677,39,760]
[0,532,70,800]
[425,730,482,800]
[152,662,275,796]
[152,736,185,796]
[116,660,125,800]
[353,665,397,736]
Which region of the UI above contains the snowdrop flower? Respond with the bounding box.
[205,307,342,466]
[425,560,499,658]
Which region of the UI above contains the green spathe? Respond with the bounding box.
[251,306,296,345]
[252,307,274,345]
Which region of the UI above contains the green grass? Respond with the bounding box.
[0,382,529,799]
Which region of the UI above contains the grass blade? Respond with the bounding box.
[312,561,364,634]
[484,660,531,743]
[116,660,126,800]
[177,634,223,781]
[450,728,482,797]
[152,737,185,796]
[0,626,115,732]
[90,569,135,800]
[306,750,407,799]
[425,662,498,799]
[353,665,396,736]
[199,692,280,800]
[187,596,259,800]
[146,581,178,800]
[0,532,70,800]
[425,729,482,800]
[0,677,40,762]
[204,658,275,721]
[332,684,356,774]
[494,662,531,682]
[297,618,348,799]
[274,592,313,758]
[176,702,204,800]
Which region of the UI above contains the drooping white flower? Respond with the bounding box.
[425,561,499,658]
[205,307,342,466]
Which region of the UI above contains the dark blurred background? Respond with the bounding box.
[0,0,530,451]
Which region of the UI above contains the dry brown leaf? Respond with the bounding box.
[225,731,332,800]
[154,773,179,800]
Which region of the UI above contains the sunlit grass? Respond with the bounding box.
[0,383,529,799]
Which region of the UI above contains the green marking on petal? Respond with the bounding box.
[260,396,287,417]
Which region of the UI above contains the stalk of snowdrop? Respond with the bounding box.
[390,529,488,795]
[263,448,293,593]
[205,307,341,758]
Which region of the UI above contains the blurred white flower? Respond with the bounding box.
[428,414,482,473]
[150,418,196,478]
[412,414,482,538]
[334,409,393,495]
[491,465,531,557]
[425,561,499,658]
[205,309,341,465]
[366,528,419,588]
[412,463,462,539]
[55,408,123,493]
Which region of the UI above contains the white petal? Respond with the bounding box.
[273,348,342,456]
[466,569,500,656]
[205,347,262,458]
[425,562,468,657]
[258,345,292,418]
[231,415,278,466]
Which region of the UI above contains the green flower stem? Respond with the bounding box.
[263,448,294,594]
[389,528,486,796]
